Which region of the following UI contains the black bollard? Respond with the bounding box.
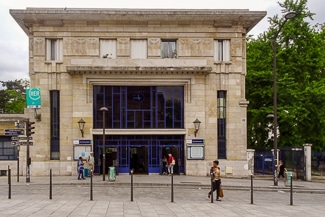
[49,169,52,200]
[90,170,93,201]
[290,174,293,205]
[8,166,11,199]
[251,175,253,204]
[131,169,134,202]
[210,171,214,203]
[171,173,174,202]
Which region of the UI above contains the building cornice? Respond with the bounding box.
[10,8,266,35]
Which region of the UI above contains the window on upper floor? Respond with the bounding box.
[130,39,147,59]
[161,40,177,58]
[100,39,117,59]
[214,40,230,62]
[46,39,63,61]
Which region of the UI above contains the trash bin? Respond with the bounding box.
[84,168,89,177]
[285,171,293,187]
[109,166,116,181]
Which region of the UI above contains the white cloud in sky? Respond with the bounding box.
[0,0,323,82]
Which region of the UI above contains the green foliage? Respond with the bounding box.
[0,79,29,114]
[247,0,325,151]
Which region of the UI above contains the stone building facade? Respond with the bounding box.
[7,8,266,177]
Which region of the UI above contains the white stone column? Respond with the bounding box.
[247,149,255,175]
[303,143,312,181]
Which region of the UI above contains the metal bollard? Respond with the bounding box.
[90,170,93,201]
[49,169,52,200]
[210,172,214,203]
[171,173,174,202]
[251,174,253,204]
[290,174,293,205]
[131,169,134,202]
[8,166,11,199]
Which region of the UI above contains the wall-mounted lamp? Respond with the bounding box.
[34,109,41,121]
[193,118,201,137]
[78,118,86,137]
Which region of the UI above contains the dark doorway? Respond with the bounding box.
[130,146,148,174]
[98,147,118,175]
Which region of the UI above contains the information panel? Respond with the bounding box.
[186,143,205,160]
[73,145,92,160]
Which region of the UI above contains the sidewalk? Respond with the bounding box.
[1,174,325,216]
[1,174,325,193]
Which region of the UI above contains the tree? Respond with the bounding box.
[0,79,29,114]
[247,0,325,151]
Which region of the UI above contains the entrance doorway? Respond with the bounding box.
[98,147,118,175]
[130,146,148,174]
[161,146,180,175]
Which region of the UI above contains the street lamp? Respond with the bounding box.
[99,107,109,181]
[77,118,86,137]
[272,11,297,186]
[193,118,201,137]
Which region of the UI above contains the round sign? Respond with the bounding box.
[29,88,41,101]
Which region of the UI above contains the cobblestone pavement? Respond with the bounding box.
[1,183,325,217]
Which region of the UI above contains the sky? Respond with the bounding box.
[0,0,323,82]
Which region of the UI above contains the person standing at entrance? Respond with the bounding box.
[208,160,221,201]
[86,152,95,176]
[162,155,168,175]
[167,154,175,175]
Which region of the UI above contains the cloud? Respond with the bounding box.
[0,4,29,82]
[0,0,323,82]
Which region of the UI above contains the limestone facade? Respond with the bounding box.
[7,8,266,177]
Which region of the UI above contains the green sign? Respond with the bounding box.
[26,88,41,108]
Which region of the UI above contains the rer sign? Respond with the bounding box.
[26,88,41,108]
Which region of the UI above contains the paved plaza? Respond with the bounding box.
[1,174,325,216]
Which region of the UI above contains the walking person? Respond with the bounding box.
[277,160,287,185]
[167,154,175,175]
[77,156,85,180]
[208,160,221,201]
[86,152,95,176]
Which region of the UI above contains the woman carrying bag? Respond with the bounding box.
[208,160,222,201]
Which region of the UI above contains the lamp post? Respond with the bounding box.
[16,145,20,182]
[77,118,86,137]
[99,107,108,181]
[272,11,297,186]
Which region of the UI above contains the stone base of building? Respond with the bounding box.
[1,160,250,177]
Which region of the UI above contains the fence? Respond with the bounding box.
[254,147,306,180]
[312,152,325,176]
[254,151,274,175]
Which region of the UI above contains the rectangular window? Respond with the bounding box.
[161,40,177,58]
[0,137,17,160]
[217,91,226,159]
[50,90,60,160]
[46,39,63,61]
[93,86,184,129]
[100,39,117,58]
[214,40,230,61]
[130,40,147,59]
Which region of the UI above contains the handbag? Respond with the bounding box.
[219,187,224,198]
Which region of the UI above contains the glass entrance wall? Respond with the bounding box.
[93,86,184,129]
[93,135,184,174]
